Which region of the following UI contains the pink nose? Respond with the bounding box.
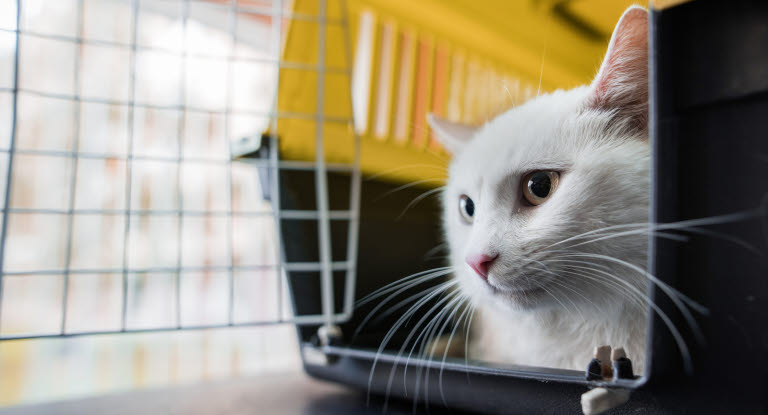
[466,253,498,280]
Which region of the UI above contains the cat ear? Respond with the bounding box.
[588,6,648,131]
[427,114,478,154]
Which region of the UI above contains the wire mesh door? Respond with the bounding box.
[0,0,360,340]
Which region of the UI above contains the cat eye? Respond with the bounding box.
[522,171,560,206]
[458,194,475,223]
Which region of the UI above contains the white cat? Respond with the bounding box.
[428,6,650,373]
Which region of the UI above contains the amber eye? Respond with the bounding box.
[522,171,560,206]
[458,194,475,223]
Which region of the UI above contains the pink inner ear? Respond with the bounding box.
[590,7,649,121]
[426,113,478,154]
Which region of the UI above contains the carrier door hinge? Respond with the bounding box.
[302,325,343,366]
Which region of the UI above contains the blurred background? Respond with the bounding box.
[0,0,641,408]
[0,0,295,406]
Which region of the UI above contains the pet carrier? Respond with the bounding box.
[273,1,768,414]
[1,0,767,413]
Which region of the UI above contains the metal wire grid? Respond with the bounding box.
[0,0,361,339]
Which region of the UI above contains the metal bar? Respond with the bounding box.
[175,0,190,330]
[269,0,286,322]
[313,0,335,329]
[0,208,268,216]
[5,149,232,164]
[59,0,86,335]
[339,0,362,319]
[220,5,345,24]
[3,265,275,277]
[1,88,351,122]
[0,208,355,219]
[0,261,351,277]
[0,148,356,171]
[0,9,344,41]
[225,0,237,325]
[0,311,349,341]
[279,61,349,74]
[282,210,355,220]
[282,261,352,271]
[280,113,351,124]
[269,159,354,172]
[0,0,22,334]
[120,0,141,331]
[0,28,350,72]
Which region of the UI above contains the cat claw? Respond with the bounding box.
[582,346,635,414]
[586,358,603,381]
[585,345,635,381]
[611,347,635,380]
[585,345,609,380]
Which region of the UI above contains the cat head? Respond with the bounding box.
[430,6,651,313]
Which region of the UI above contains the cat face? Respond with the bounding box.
[431,7,650,313]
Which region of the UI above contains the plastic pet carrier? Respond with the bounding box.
[260,1,768,413]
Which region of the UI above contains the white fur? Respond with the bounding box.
[433,7,650,373]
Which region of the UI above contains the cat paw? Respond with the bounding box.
[585,345,635,381]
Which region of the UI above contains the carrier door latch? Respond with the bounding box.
[302,325,343,366]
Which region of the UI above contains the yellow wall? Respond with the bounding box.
[276,0,647,184]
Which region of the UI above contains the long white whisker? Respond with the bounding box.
[439,298,471,406]
[355,266,453,308]
[557,266,646,312]
[564,225,758,254]
[464,305,477,382]
[566,229,689,249]
[423,294,467,410]
[550,261,695,373]
[423,243,449,261]
[410,293,464,410]
[364,164,447,181]
[546,209,759,250]
[401,291,454,400]
[367,282,455,328]
[381,290,461,412]
[503,85,516,106]
[396,186,445,220]
[404,291,463,385]
[536,8,552,98]
[553,251,708,324]
[366,280,455,405]
[353,269,454,340]
[544,277,593,323]
[373,178,445,201]
[538,282,574,319]
[550,251,708,356]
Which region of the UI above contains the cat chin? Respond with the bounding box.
[458,271,545,309]
[473,280,554,312]
[485,289,591,315]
